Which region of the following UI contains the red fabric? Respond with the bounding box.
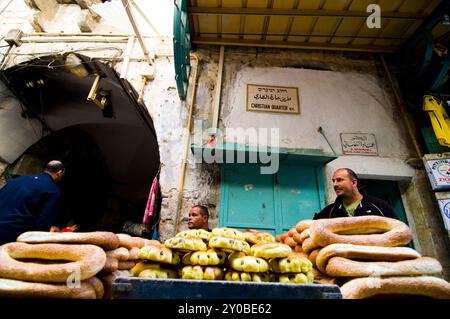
[207,136,215,146]
[143,175,158,225]
[59,228,74,233]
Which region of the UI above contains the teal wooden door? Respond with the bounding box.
[277,162,326,232]
[220,164,277,234]
[219,162,326,235]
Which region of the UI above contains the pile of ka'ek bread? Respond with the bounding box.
[0,215,449,299]
[0,231,152,299]
[277,215,450,299]
[134,227,313,284]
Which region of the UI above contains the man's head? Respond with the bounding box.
[44,160,65,183]
[332,168,361,200]
[188,205,209,230]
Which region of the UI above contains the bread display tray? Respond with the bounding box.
[112,277,342,299]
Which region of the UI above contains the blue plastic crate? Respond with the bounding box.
[112,277,342,299]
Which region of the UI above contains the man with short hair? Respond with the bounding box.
[0,160,65,244]
[188,205,210,231]
[313,168,396,219]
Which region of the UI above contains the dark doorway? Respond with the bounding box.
[360,179,413,248]
[25,127,109,231]
[359,179,408,223]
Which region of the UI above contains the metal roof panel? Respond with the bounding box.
[188,0,446,52]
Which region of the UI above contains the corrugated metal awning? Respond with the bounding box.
[188,0,444,53]
[174,0,450,98]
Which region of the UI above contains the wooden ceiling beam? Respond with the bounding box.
[188,7,426,20]
[191,36,397,53]
[283,0,300,42]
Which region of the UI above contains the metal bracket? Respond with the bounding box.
[4,29,23,47]
[87,74,106,110]
[430,54,450,92]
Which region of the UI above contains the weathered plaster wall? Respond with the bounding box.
[0,0,34,35]
[122,54,220,239]
[190,47,409,160]
[189,46,450,280]
[223,66,408,158]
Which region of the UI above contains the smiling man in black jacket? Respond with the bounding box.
[313,168,396,220]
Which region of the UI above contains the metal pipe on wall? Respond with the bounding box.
[23,33,132,37]
[20,37,129,43]
[175,54,200,234]
[210,45,225,137]
[120,35,135,79]
[0,0,14,16]
[23,33,164,39]
[129,0,161,37]
[121,0,153,66]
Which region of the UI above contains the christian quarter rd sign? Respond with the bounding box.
[246,84,300,114]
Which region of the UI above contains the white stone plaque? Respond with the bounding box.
[246,84,300,114]
[340,133,378,156]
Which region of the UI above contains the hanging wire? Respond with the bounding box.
[3,46,124,74]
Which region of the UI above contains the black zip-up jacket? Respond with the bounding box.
[313,195,396,220]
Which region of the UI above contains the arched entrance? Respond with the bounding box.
[1,54,160,236]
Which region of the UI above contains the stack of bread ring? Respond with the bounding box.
[132,227,315,284]
[0,230,152,299]
[110,226,314,285]
[249,242,314,284]
[0,231,115,298]
[134,236,184,280]
[97,233,152,298]
[167,228,235,280]
[286,216,450,299]
[214,228,265,282]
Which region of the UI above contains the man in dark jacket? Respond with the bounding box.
[313,168,396,220]
[0,160,65,244]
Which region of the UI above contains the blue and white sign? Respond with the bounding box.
[435,192,450,236]
[423,154,450,190]
[444,202,450,219]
